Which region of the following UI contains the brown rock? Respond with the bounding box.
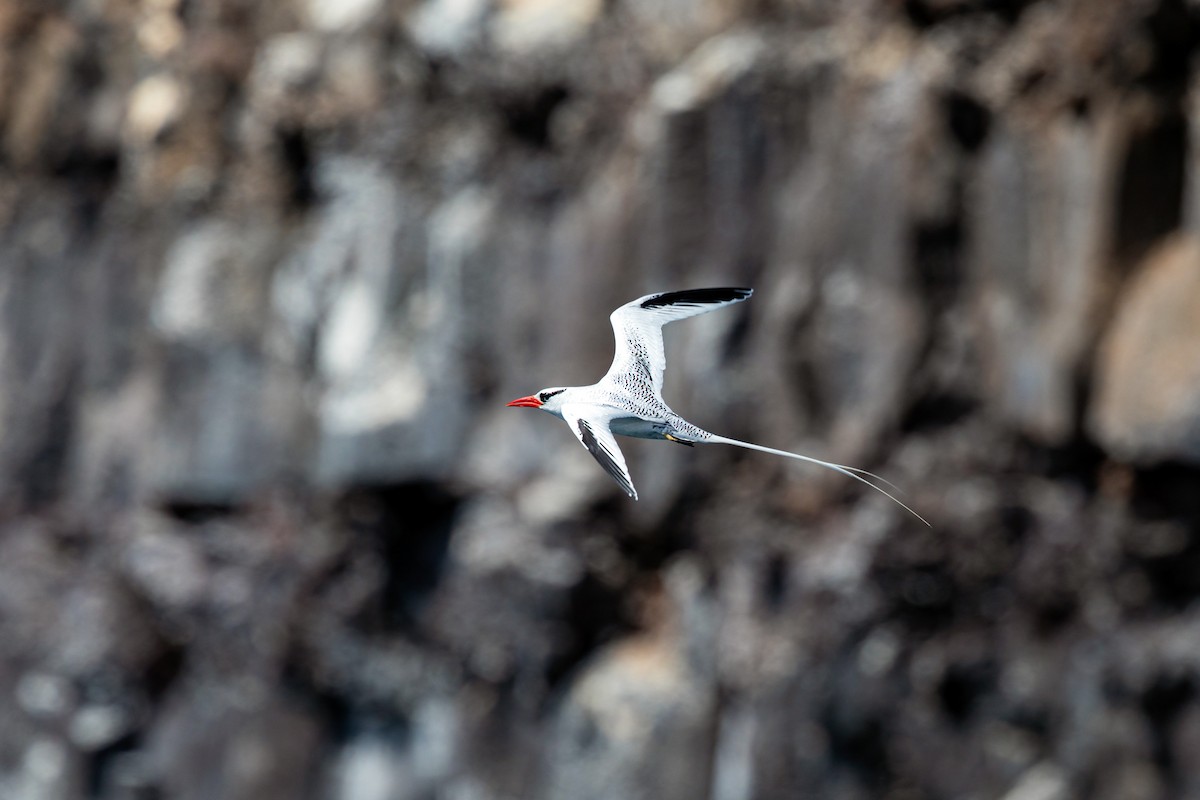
[1091,235,1200,463]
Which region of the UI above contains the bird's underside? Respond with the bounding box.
[567,409,701,500]
[506,287,929,525]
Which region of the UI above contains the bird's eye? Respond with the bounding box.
[538,392,547,402]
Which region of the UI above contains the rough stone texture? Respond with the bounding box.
[2,1,1200,799]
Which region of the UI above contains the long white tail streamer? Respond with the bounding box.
[705,435,931,527]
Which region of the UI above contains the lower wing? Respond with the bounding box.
[561,405,639,500]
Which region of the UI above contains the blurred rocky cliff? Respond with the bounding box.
[3,0,1200,797]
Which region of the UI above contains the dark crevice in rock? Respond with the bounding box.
[276,125,318,210]
[157,497,245,524]
[900,0,949,28]
[1128,462,1200,524]
[906,210,971,432]
[1127,465,1200,609]
[1067,361,1103,475]
[900,393,978,433]
[1001,704,1051,741]
[338,481,460,631]
[498,84,570,150]
[976,0,1036,24]
[1112,105,1187,270]
[997,503,1035,545]
[419,55,443,101]
[762,551,788,613]
[616,500,700,576]
[1014,67,1047,98]
[821,678,892,791]
[785,306,826,429]
[58,148,122,233]
[1032,593,1078,635]
[141,639,187,704]
[942,89,991,153]
[280,657,356,746]
[1009,430,1106,495]
[1142,673,1195,773]
[50,146,121,188]
[21,368,78,509]
[877,563,959,632]
[902,0,1034,29]
[81,597,181,795]
[937,658,999,726]
[544,572,630,690]
[86,731,152,799]
[906,183,963,388]
[1138,0,1200,94]
[913,201,964,302]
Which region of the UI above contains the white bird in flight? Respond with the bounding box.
[507,288,928,525]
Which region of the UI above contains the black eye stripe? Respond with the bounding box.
[540,389,565,401]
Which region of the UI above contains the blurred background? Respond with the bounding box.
[2,0,1200,798]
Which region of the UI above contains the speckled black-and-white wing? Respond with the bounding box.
[561,405,638,500]
[603,288,753,394]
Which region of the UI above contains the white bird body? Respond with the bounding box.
[507,288,927,525]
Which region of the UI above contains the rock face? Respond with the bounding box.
[2,1,1200,799]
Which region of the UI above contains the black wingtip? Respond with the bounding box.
[640,287,753,310]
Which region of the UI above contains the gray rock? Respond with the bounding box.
[406,0,489,57]
[969,112,1122,443]
[146,686,321,800]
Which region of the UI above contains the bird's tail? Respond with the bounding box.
[704,434,930,527]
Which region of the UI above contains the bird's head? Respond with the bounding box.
[506,387,568,416]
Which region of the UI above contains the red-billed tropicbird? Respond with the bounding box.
[507,288,928,525]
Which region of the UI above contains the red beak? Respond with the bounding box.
[506,395,543,408]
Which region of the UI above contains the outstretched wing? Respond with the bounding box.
[604,288,752,394]
[561,405,638,500]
